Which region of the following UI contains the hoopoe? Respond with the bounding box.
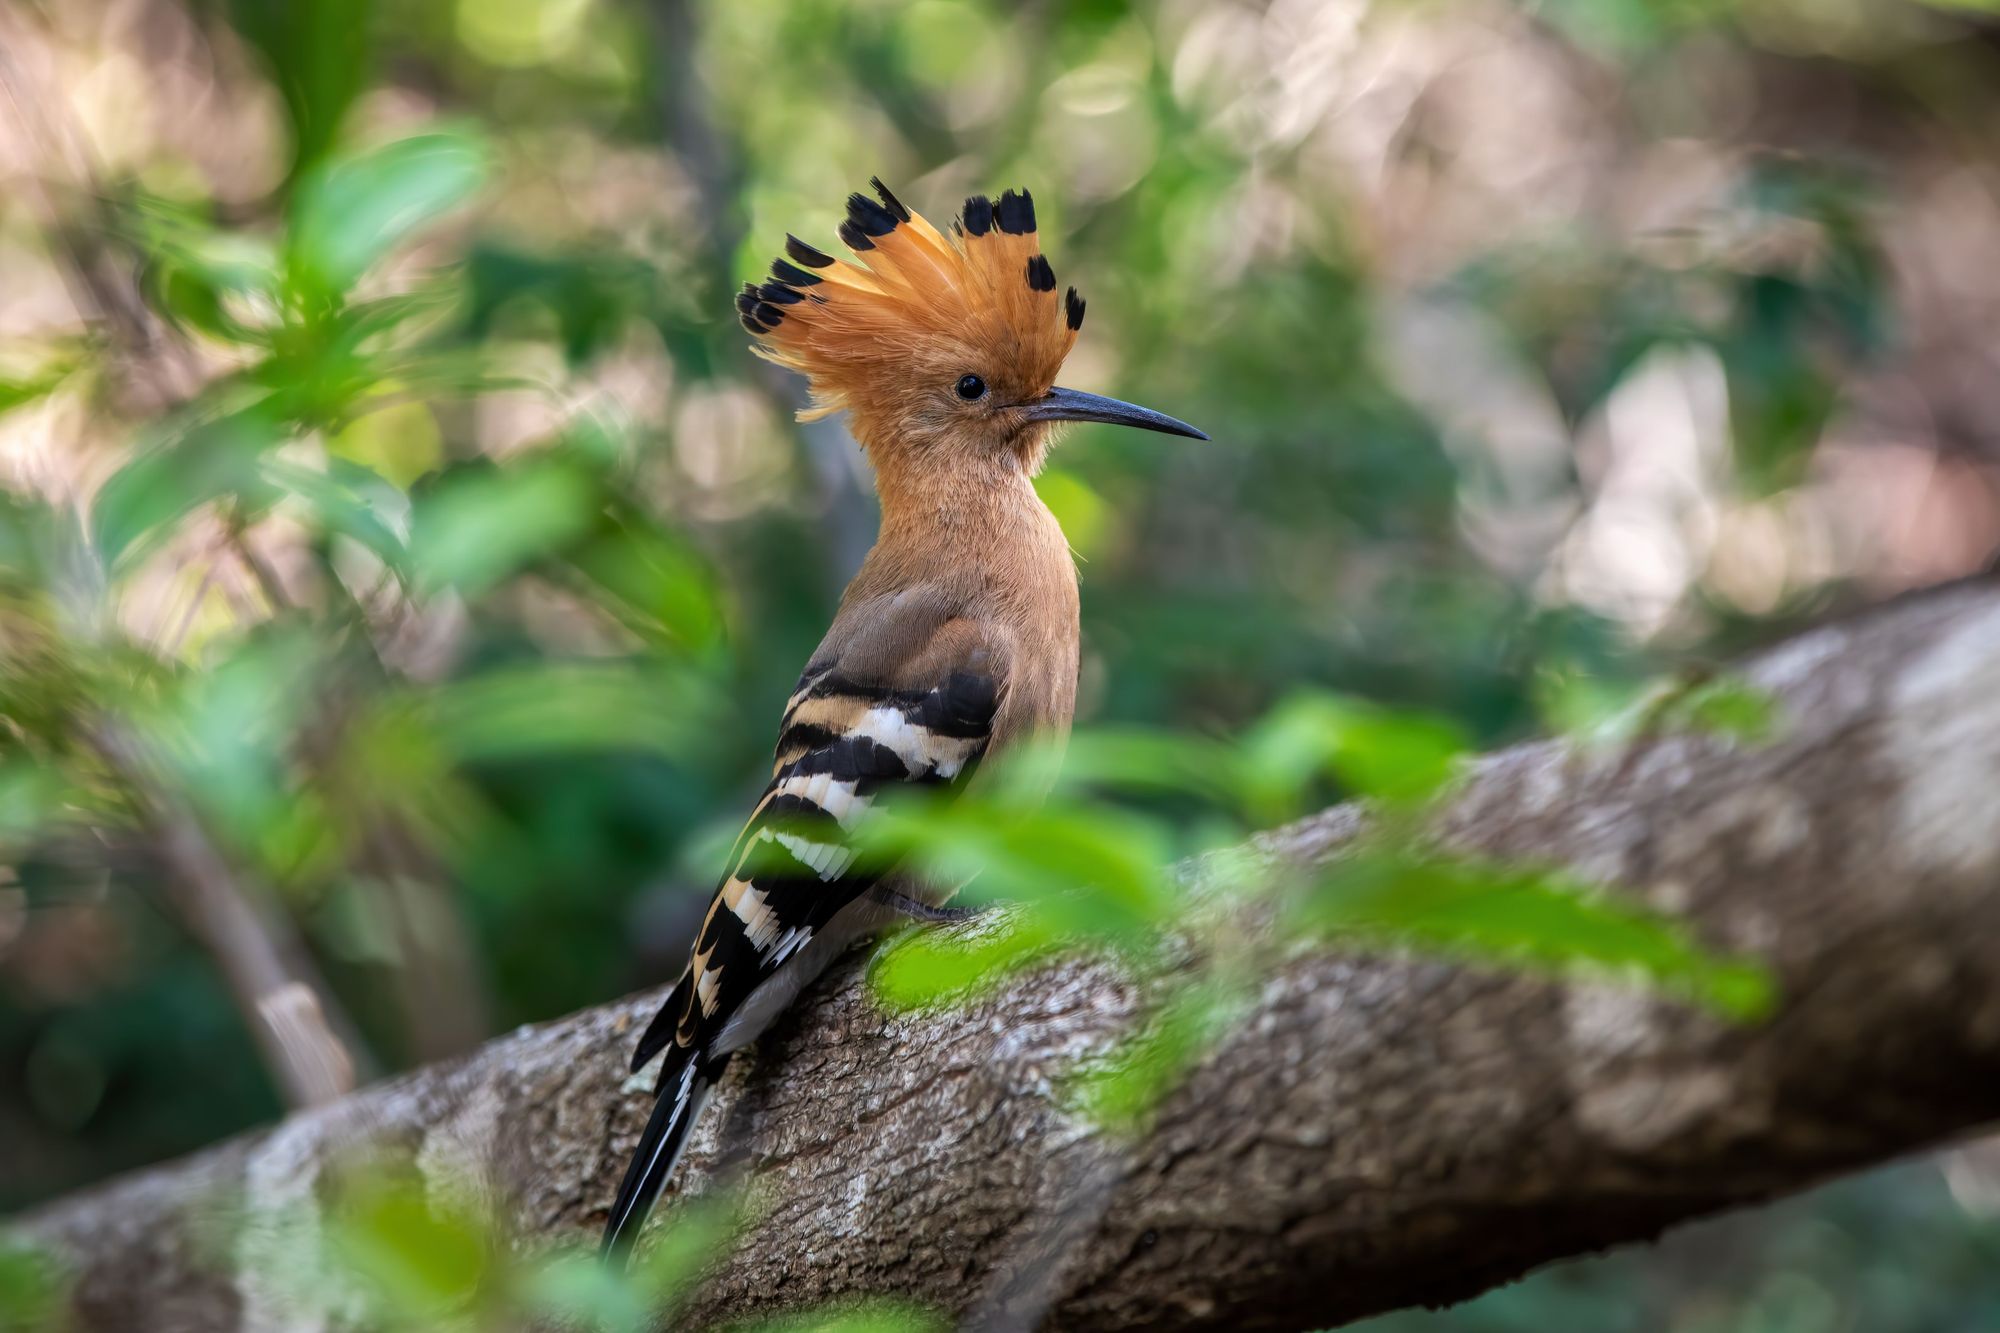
[601,180,1205,1260]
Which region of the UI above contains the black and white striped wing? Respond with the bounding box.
[627,664,997,1074]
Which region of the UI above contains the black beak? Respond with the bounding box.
[1019,386,1208,440]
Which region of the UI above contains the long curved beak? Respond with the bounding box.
[1019,386,1208,440]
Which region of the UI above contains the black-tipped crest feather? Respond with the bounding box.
[785,234,835,267]
[995,189,1035,235]
[770,259,822,287]
[870,176,911,222]
[845,192,899,237]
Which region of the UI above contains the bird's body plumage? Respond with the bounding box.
[602,180,1199,1262]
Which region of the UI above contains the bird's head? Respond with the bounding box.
[738,180,1205,481]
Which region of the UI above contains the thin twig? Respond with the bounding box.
[91,721,360,1107]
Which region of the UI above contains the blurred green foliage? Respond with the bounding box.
[3,0,1999,1327]
[0,1244,62,1333]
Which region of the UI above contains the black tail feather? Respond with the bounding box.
[601,1044,727,1265]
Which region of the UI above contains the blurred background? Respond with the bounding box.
[1,0,1998,1326]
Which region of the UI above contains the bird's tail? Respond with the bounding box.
[600,1043,725,1265]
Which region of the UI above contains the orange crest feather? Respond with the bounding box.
[737,180,1086,422]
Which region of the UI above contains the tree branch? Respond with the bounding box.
[16,579,2000,1331]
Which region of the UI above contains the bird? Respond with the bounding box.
[600,178,1206,1262]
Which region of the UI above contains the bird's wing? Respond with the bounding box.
[627,595,1007,1074]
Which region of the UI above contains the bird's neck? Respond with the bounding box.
[871,451,1055,557]
[855,448,1078,625]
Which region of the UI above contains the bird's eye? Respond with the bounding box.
[955,374,987,401]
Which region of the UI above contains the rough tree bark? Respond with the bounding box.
[16,579,2000,1331]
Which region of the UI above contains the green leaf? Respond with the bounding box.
[0,762,68,845]
[92,405,284,568]
[287,132,490,300]
[739,1302,947,1333]
[324,1172,488,1320]
[1001,728,1242,812]
[261,456,411,572]
[0,492,62,582]
[1069,982,1233,1133]
[520,1254,646,1333]
[146,629,341,878]
[1534,666,1642,740]
[1538,668,1782,749]
[1238,692,1468,816]
[857,798,1176,937]
[567,517,726,655]
[1326,710,1468,806]
[132,204,280,345]
[1667,677,1780,745]
[460,242,656,364]
[525,1196,743,1333]
[0,1242,64,1333]
[1294,851,1775,1020]
[225,0,375,179]
[859,793,1193,1013]
[869,905,1061,1011]
[408,459,598,596]
[0,354,77,419]
[420,663,717,763]
[625,1196,745,1323]
[332,701,491,861]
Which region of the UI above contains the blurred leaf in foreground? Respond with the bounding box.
[225,0,376,179]
[92,404,284,570]
[132,201,282,347]
[286,132,491,302]
[1069,980,1238,1134]
[858,796,1178,937]
[859,791,1181,1013]
[525,1195,745,1333]
[145,627,334,876]
[409,457,599,596]
[0,763,71,848]
[418,662,721,765]
[1238,692,1469,820]
[869,904,1064,1012]
[0,354,79,420]
[736,1301,947,1333]
[1293,851,1774,1021]
[322,1171,490,1328]
[990,690,1469,827]
[1539,667,1781,750]
[0,1241,64,1333]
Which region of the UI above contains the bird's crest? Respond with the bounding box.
[737,180,1085,422]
